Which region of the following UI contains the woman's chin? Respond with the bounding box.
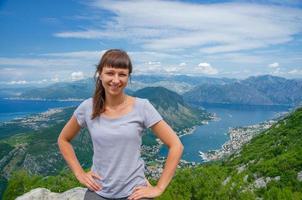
[107,89,122,96]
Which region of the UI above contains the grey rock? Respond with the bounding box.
[16,187,87,200]
[222,176,231,186]
[237,164,246,174]
[254,177,266,189]
[298,171,302,182]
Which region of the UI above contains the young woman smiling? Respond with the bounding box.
[58,49,183,200]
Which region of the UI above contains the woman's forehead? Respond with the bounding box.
[102,66,129,72]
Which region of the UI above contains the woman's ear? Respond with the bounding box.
[96,71,102,80]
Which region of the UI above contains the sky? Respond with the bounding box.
[0,0,302,85]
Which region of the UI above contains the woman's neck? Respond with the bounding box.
[105,93,127,109]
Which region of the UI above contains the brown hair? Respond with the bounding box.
[91,49,132,120]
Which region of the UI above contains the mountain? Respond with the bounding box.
[20,79,95,100]
[10,75,235,99]
[8,106,302,199]
[184,82,273,105]
[134,87,208,131]
[4,75,301,106]
[242,75,302,106]
[0,87,209,199]
[184,75,302,107]
[131,74,235,85]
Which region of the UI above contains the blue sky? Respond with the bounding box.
[1,0,302,85]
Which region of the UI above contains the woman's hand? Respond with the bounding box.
[128,185,164,200]
[76,170,102,192]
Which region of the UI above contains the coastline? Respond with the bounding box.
[0,98,81,123]
[146,117,214,179]
[199,119,277,162]
[4,97,84,102]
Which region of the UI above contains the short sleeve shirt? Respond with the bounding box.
[73,97,162,198]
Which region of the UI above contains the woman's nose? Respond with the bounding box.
[112,74,120,83]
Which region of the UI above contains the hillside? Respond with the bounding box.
[184,75,302,107]
[158,107,302,199]
[135,87,208,132]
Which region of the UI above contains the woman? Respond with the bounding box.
[57,49,183,200]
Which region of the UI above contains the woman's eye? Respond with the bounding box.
[106,72,114,75]
[119,74,127,77]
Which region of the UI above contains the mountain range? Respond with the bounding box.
[5,75,301,107]
[184,75,302,107]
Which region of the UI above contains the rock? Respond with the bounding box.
[222,176,231,186]
[237,164,246,174]
[254,177,266,189]
[16,187,87,200]
[265,177,271,183]
[298,171,302,182]
[274,176,280,181]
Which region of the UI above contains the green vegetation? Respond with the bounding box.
[135,87,210,132]
[3,169,82,200]
[4,107,302,199]
[1,87,301,199]
[0,142,13,159]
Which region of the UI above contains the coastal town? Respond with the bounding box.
[199,120,276,161]
[143,111,284,179]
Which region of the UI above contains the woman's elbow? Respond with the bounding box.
[57,131,68,148]
[178,141,184,155]
[57,133,63,148]
[173,139,184,155]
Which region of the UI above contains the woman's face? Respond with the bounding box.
[100,66,130,96]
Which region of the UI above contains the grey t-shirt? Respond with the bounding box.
[73,97,163,198]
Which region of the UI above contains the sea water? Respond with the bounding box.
[159,104,289,163]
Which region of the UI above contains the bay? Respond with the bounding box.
[159,104,290,163]
[0,98,81,122]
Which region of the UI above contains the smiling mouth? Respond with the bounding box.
[109,85,120,90]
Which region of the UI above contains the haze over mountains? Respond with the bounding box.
[5,75,302,107]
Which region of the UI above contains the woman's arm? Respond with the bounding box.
[57,116,102,191]
[128,120,183,200]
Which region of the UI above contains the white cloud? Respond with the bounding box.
[197,63,218,75]
[42,51,104,59]
[288,69,302,75]
[179,62,186,67]
[7,80,28,85]
[147,61,161,65]
[268,62,280,68]
[71,71,84,81]
[51,77,60,82]
[54,1,302,54]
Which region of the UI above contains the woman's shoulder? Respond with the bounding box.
[133,96,149,106]
[78,97,93,108]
